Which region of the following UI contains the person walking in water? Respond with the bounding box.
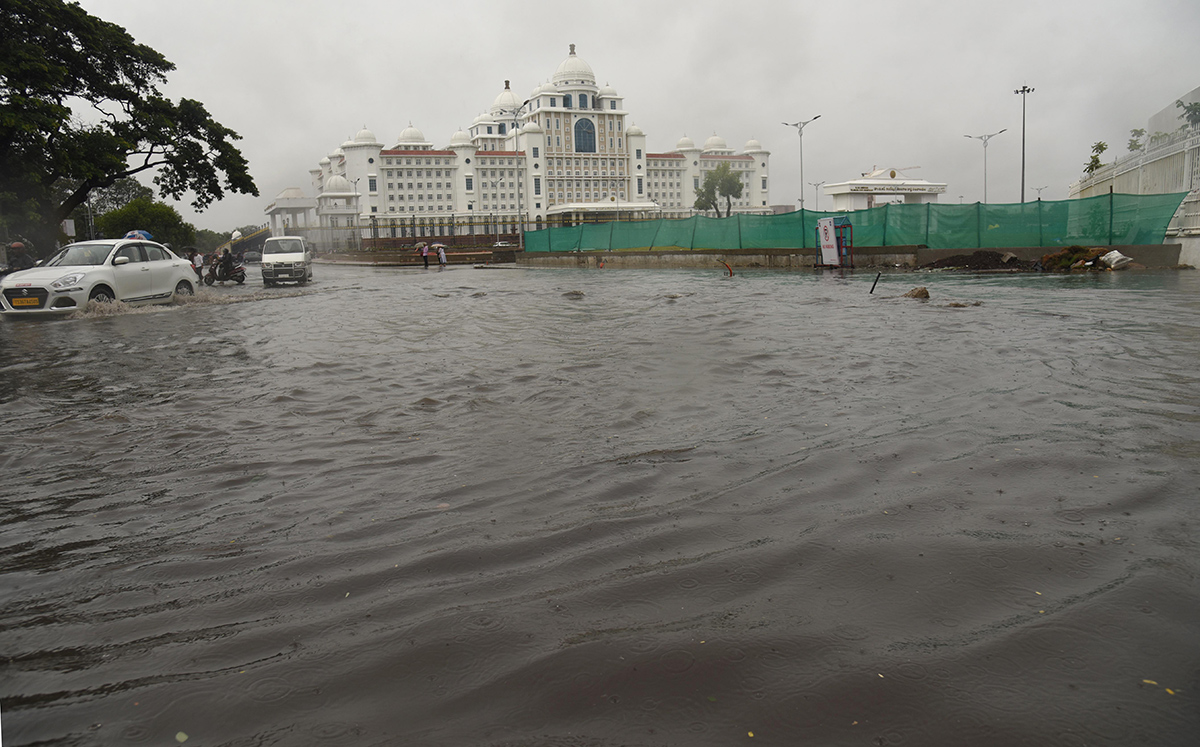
[419,243,429,269]
[437,245,447,270]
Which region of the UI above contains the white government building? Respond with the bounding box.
[266,45,772,249]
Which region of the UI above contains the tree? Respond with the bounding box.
[95,197,195,248]
[0,0,257,255]
[692,163,745,218]
[1127,128,1146,152]
[194,228,231,252]
[1084,141,1108,175]
[1176,100,1200,128]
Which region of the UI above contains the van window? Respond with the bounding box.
[265,239,304,254]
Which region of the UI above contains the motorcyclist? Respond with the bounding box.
[219,248,234,281]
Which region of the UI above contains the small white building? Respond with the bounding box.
[823,167,947,212]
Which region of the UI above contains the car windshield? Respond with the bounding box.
[45,242,116,267]
[264,239,304,255]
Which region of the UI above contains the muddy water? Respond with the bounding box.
[2,265,1199,746]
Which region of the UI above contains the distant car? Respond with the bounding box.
[0,239,196,315]
[493,241,514,248]
[261,236,313,285]
[243,250,262,263]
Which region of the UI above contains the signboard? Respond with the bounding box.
[817,217,839,265]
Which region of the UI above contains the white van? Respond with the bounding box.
[261,236,313,286]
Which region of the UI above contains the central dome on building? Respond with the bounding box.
[552,43,595,86]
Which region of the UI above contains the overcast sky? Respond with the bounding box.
[75,0,1200,232]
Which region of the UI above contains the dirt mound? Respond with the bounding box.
[923,250,1037,271]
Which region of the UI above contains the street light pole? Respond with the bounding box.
[809,180,825,213]
[964,129,1006,203]
[1014,85,1034,203]
[783,116,820,212]
[497,96,532,250]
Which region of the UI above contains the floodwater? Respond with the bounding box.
[2,264,1199,746]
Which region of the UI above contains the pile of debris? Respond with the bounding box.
[923,250,1038,271]
[1039,246,1135,271]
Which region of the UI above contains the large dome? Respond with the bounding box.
[397,124,425,143]
[354,127,378,144]
[552,43,595,85]
[492,80,521,112]
[325,174,352,193]
[703,134,729,151]
[676,135,696,150]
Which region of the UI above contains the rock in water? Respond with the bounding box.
[903,287,930,299]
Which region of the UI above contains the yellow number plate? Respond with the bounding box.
[12,297,40,307]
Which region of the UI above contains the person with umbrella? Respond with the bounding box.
[435,244,447,270]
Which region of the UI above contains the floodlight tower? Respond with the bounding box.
[1014,85,1035,202]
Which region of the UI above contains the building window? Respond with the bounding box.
[465,176,473,191]
[564,94,573,108]
[610,101,615,110]
[574,119,596,153]
[499,123,506,135]
[762,177,767,190]
[534,177,541,196]
[579,94,587,109]
[368,177,377,192]
[637,177,643,195]
[532,146,539,158]
[487,126,493,134]
[636,149,642,160]
[550,98,556,107]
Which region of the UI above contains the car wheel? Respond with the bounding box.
[174,280,194,298]
[263,280,274,287]
[89,286,116,303]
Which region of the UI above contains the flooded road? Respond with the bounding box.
[2,264,1200,746]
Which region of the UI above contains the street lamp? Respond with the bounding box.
[350,177,361,250]
[783,116,820,212]
[1014,85,1034,203]
[964,129,1006,203]
[1034,185,1048,198]
[809,180,825,212]
[496,94,533,250]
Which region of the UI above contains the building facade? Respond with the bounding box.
[1069,85,1200,261]
[276,45,771,250]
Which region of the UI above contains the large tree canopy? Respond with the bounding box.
[0,0,257,253]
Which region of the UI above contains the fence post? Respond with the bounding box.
[1108,186,1114,245]
[925,202,931,246]
[976,202,982,248]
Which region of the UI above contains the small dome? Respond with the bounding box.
[355,127,377,143]
[397,125,425,143]
[319,156,331,166]
[627,124,644,136]
[475,112,495,124]
[676,135,696,150]
[744,138,763,152]
[331,147,344,158]
[540,81,559,94]
[341,139,355,149]
[703,134,728,151]
[450,129,471,146]
[552,43,595,85]
[599,83,618,97]
[277,187,307,199]
[522,122,544,134]
[325,174,351,193]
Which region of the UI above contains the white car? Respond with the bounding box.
[0,239,197,316]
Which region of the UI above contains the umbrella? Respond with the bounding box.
[431,243,447,249]
[124,229,154,240]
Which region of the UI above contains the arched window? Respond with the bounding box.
[564,94,573,108]
[579,94,588,109]
[574,119,596,153]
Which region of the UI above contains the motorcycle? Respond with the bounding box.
[204,257,246,285]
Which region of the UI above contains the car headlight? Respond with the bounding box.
[262,262,273,268]
[51,273,87,288]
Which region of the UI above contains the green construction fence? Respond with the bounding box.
[524,192,1188,253]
